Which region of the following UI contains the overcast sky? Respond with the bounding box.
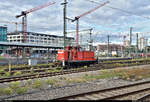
[0,0,150,44]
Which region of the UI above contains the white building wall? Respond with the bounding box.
[7,32,75,47]
[138,37,148,51]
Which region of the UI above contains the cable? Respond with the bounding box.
[86,0,150,20]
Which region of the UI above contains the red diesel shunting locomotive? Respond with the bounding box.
[57,46,98,67]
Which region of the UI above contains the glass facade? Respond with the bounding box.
[0,26,7,53]
[0,26,7,42]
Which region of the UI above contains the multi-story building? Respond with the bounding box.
[0,26,7,54]
[7,31,75,46]
[138,37,148,51]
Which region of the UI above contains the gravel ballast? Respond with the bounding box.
[0,64,150,100]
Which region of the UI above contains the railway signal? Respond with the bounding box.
[16,1,56,42]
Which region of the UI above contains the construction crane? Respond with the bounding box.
[71,1,109,46]
[16,1,56,42]
[0,21,21,32]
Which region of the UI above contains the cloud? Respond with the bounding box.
[0,0,150,44]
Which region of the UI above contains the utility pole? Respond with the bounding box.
[80,34,82,46]
[89,28,93,51]
[130,27,132,45]
[61,0,67,50]
[107,35,110,57]
[136,33,138,58]
[146,38,148,59]
[61,0,67,67]
[129,27,132,57]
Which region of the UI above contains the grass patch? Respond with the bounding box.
[51,69,61,73]
[81,70,119,82]
[0,56,5,59]
[56,67,63,70]
[9,81,20,90]
[111,67,150,80]
[32,79,43,89]
[83,66,88,68]
[0,69,5,73]
[0,87,13,95]
[4,72,11,77]
[73,78,87,83]
[25,79,32,87]
[46,78,58,86]
[16,87,28,94]
[66,78,73,83]
[46,69,53,73]
[100,67,150,81]
[99,70,118,79]
[13,71,22,76]
[66,77,87,84]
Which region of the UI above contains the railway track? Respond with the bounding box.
[1,59,149,74]
[56,80,150,100]
[0,58,147,74]
[0,67,97,83]
[136,93,150,101]
[0,59,150,83]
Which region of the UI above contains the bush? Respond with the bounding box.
[5,72,11,77]
[35,73,39,78]
[9,81,20,90]
[0,69,5,73]
[32,80,43,89]
[52,69,60,73]
[13,71,22,76]
[25,79,32,86]
[2,87,13,95]
[56,67,63,70]
[46,69,52,73]
[46,79,58,85]
[16,87,28,94]
[59,76,66,80]
[66,78,73,83]
[54,83,61,87]
[136,76,143,80]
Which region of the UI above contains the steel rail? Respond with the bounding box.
[55,81,150,100]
